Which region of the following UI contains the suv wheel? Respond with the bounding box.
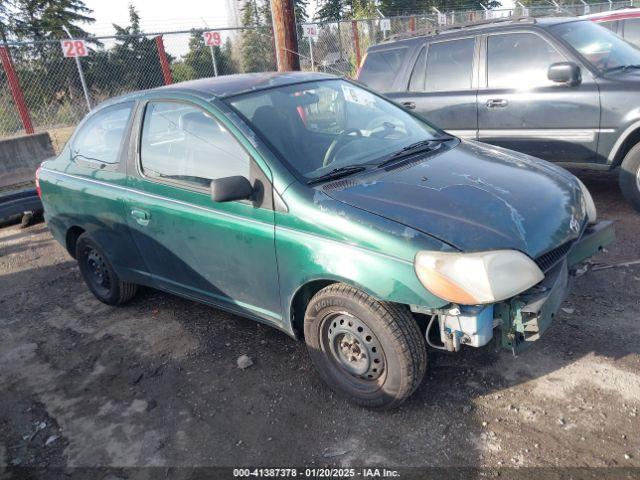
[619,143,640,212]
[304,283,427,409]
[75,233,137,305]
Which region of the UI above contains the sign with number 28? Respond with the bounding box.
[61,39,88,58]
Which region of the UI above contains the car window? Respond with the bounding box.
[623,18,640,46]
[140,102,250,189]
[551,20,640,72]
[228,79,443,182]
[72,102,133,164]
[425,38,475,91]
[408,47,427,91]
[487,33,564,88]
[358,47,408,91]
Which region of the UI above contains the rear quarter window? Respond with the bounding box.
[358,47,408,91]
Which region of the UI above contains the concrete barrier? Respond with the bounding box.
[0,132,54,190]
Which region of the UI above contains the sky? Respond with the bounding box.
[83,0,320,36]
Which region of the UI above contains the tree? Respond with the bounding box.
[240,0,275,72]
[106,4,168,91]
[12,0,94,40]
[293,0,308,23]
[378,0,501,16]
[183,29,237,78]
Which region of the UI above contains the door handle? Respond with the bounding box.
[486,99,509,108]
[130,208,150,226]
[401,101,416,110]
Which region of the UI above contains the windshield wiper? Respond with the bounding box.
[307,165,367,185]
[376,138,449,168]
[604,64,640,73]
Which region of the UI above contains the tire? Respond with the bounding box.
[304,283,427,409]
[75,233,137,305]
[619,142,640,212]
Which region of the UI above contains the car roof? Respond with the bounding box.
[580,7,640,20]
[369,16,582,51]
[107,72,337,105]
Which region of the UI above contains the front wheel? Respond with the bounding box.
[619,143,640,212]
[304,284,427,409]
[75,233,137,305]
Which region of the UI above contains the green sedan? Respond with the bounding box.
[37,72,614,408]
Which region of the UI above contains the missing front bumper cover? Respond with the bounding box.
[496,220,615,353]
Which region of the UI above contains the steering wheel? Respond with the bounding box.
[322,128,363,167]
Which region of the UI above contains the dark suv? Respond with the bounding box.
[358,17,640,211]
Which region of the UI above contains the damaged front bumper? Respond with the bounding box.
[495,220,615,353]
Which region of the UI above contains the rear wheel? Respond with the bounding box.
[304,283,427,409]
[75,233,137,305]
[619,143,640,212]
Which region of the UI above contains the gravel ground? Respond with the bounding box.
[0,170,639,476]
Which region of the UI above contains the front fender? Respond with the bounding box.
[274,184,455,335]
[275,225,450,335]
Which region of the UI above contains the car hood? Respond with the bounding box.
[321,140,586,259]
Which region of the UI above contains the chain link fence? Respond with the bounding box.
[0,0,633,151]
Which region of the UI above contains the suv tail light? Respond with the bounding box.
[35,165,42,198]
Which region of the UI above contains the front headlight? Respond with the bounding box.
[415,250,544,305]
[576,178,597,224]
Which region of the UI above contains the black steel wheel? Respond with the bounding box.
[75,233,137,305]
[304,283,427,409]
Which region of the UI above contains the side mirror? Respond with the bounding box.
[210,176,254,203]
[548,62,581,86]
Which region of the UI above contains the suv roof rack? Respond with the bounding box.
[383,15,537,43]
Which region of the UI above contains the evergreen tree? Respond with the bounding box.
[183,29,237,78]
[12,0,94,40]
[108,5,168,91]
[240,0,275,72]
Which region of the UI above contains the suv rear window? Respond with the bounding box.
[358,47,408,91]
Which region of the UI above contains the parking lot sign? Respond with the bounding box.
[302,24,318,40]
[61,39,88,57]
[203,31,222,47]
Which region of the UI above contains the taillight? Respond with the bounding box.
[35,165,42,198]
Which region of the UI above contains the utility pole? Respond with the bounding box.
[270,0,300,71]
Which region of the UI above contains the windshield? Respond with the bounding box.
[226,79,445,181]
[551,20,640,72]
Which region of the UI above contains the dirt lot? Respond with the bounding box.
[0,170,639,476]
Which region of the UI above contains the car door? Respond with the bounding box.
[61,101,150,281]
[124,98,282,325]
[477,30,601,163]
[387,37,479,140]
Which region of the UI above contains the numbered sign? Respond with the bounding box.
[583,4,591,14]
[437,12,447,25]
[302,24,318,40]
[379,18,391,31]
[203,31,222,47]
[61,39,88,58]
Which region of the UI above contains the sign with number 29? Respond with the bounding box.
[203,31,222,47]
